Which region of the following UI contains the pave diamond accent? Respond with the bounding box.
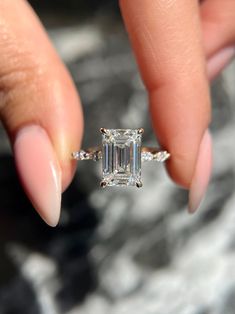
[141,151,170,162]
[71,150,89,160]
[101,129,142,187]
[72,150,102,161]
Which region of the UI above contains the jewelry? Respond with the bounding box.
[72,128,170,188]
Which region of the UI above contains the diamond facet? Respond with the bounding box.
[101,129,142,187]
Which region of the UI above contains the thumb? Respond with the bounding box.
[0,1,83,226]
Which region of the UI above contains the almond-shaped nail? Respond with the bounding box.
[188,130,212,214]
[207,46,235,80]
[14,125,62,226]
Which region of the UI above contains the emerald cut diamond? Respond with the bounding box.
[101,129,142,187]
[71,128,170,187]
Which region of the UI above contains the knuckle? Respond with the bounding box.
[0,50,44,114]
[0,21,44,113]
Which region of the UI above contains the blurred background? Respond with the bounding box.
[0,1,235,314]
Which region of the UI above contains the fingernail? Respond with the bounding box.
[188,130,212,214]
[207,46,235,80]
[14,125,62,226]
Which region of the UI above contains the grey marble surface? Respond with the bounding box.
[0,3,235,314]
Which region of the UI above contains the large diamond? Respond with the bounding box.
[101,129,142,187]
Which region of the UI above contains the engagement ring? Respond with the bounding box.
[72,128,170,188]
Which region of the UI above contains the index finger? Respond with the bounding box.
[120,0,211,190]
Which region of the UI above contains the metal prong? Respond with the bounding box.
[71,151,80,160]
[100,128,107,134]
[136,181,143,188]
[100,180,107,188]
[137,128,144,134]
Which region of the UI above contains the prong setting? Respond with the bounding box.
[137,128,144,134]
[136,181,143,188]
[100,128,107,134]
[100,180,107,188]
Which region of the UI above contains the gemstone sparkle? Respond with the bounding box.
[101,129,142,187]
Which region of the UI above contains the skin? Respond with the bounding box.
[0,0,235,225]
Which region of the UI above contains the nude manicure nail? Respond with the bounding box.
[207,46,235,80]
[14,125,62,226]
[188,130,212,214]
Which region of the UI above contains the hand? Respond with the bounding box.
[120,0,235,211]
[0,0,234,226]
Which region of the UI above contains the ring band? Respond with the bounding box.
[72,128,170,188]
[71,147,170,163]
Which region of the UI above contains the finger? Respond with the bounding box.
[201,0,235,56]
[0,0,83,226]
[207,46,235,81]
[200,0,235,79]
[120,0,211,198]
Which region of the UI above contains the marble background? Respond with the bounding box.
[0,1,235,314]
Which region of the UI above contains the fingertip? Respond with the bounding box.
[149,85,211,190]
[165,159,191,189]
[188,130,212,213]
[60,158,78,192]
[14,125,62,227]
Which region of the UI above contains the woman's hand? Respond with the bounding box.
[120,0,234,212]
[0,0,234,226]
[0,0,83,226]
